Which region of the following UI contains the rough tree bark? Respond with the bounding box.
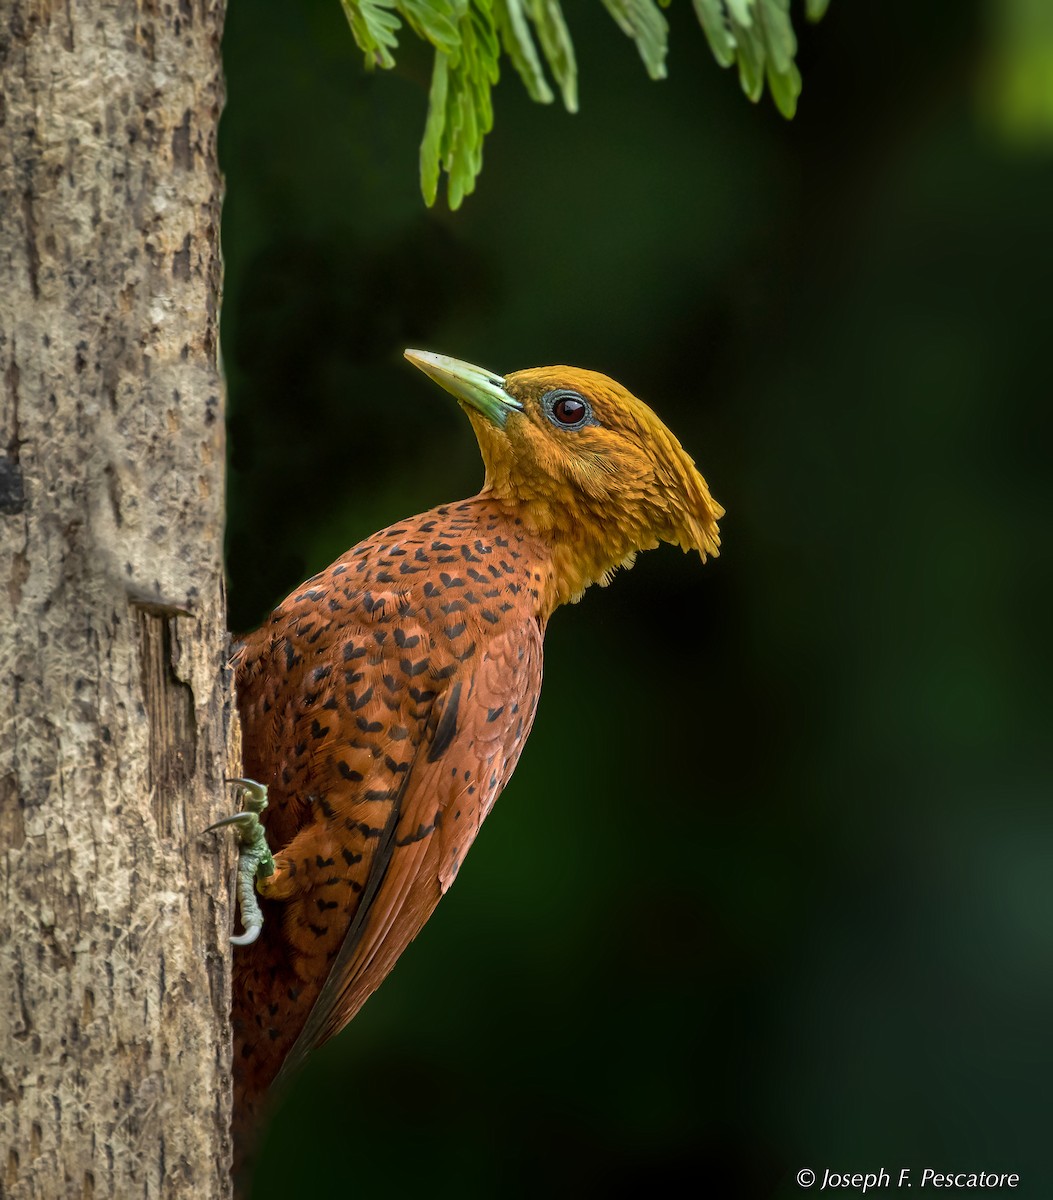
[0,3,233,1197]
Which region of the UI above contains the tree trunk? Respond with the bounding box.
[0,3,233,1197]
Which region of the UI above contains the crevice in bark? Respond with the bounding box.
[136,606,198,841]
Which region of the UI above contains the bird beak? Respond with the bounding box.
[404,350,523,429]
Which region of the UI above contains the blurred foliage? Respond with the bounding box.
[980,0,1053,144]
[338,0,830,207]
[221,0,1053,1196]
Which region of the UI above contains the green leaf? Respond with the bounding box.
[724,0,754,27]
[528,0,578,112]
[494,0,554,104]
[692,0,737,69]
[732,9,765,101]
[340,0,401,69]
[765,58,800,118]
[429,0,501,209]
[601,0,669,81]
[758,0,797,77]
[806,0,831,21]
[419,51,449,206]
[400,0,463,56]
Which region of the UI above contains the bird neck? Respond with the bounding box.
[477,490,648,617]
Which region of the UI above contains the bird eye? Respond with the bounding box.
[543,390,592,430]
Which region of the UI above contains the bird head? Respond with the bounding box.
[405,350,724,602]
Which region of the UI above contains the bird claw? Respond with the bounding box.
[207,777,275,946]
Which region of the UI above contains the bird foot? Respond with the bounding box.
[208,777,275,946]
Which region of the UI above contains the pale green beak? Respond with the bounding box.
[404,349,523,429]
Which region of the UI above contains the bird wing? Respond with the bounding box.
[276,618,543,1081]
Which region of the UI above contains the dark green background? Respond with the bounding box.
[220,3,1052,1196]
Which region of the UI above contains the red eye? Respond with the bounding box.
[553,396,586,424]
[545,390,591,428]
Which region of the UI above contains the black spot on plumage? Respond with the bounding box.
[294,740,307,757]
[356,716,382,733]
[332,564,348,576]
[389,724,409,740]
[341,847,363,866]
[282,640,301,671]
[296,588,326,603]
[441,599,466,615]
[423,581,440,598]
[433,662,457,680]
[394,628,420,649]
[376,571,395,584]
[474,539,492,555]
[439,572,464,588]
[464,590,479,604]
[385,755,409,773]
[468,568,488,584]
[312,666,332,683]
[323,697,338,711]
[364,787,395,802]
[315,855,335,868]
[483,588,500,599]
[348,686,374,711]
[437,554,457,564]
[343,642,367,660]
[310,719,329,740]
[308,923,327,938]
[428,681,461,762]
[345,819,383,838]
[401,657,430,677]
[316,795,336,818]
[316,898,338,912]
[409,686,437,703]
[397,821,437,846]
[444,622,466,640]
[461,546,481,563]
[328,597,343,612]
[415,547,428,562]
[337,761,363,781]
[454,641,477,662]
[487,706,504,722]
[388,546,407,557]
[481,609,500,625]
[373,630,387,645]
[419,521,436,532]
[400,562,423,575]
